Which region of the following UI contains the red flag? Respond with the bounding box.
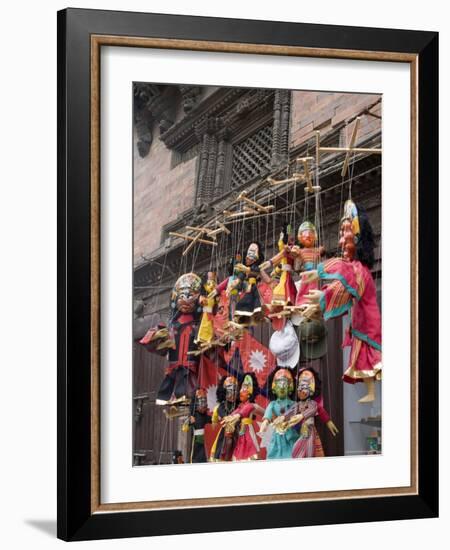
[237,331,275,388]
[198,353,227,414]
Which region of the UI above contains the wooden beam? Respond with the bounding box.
[319,146,382,154]
[235,190,274,213]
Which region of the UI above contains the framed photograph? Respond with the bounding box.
[57,8,438,541]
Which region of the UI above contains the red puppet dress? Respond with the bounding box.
[318,258,382,383]
[231,401,260,461]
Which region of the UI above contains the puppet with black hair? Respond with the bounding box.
[209,375,240,461]
[182,388,211,463]
[232,241,266,325]
[259,367,298,459]
[302,200,382,403]
[140,272,203,404]
[220,373,265,461]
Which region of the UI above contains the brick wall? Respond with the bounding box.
[133,124,197,264]
[134,89,382,266]
[290,91,381,148]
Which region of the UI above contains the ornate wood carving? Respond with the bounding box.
[178,85,201,113]
[271,89,291,169]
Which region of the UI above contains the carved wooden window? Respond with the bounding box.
[231,123,274,188]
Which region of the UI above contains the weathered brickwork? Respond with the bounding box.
[134,124,197,264]
[290,91,381,149]
[134,88,381,266]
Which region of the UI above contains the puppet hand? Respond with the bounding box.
[208,289,218,299]
[258,419,269,435]
[259,260,272,272]
[290,245,301,258]
[302,303,321,320]
[305,289,323,304]
[302,269,319,284]
[326,420,339,436]
[234,263,249,274]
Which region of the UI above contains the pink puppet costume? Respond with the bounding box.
[311,201,381,399]
[226,374,264,461]
[284,368,333,459]
[318,256,382,383]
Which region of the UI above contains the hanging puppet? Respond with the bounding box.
[232,241,266,325]
[140,272,202,405]
[221,373,265,461]
[195,271,218,348]
[259,226,297,307]
[283,368,326,458]
[210,375,240,461]
[303,200,381,402]
[182,388,211,463]
[291,221,325,307]
[259,368,298,459]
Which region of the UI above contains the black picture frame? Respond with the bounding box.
[57,7,438,541]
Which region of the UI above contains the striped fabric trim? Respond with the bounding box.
[318,261,361,300]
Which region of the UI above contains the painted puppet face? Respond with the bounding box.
[239,375,254,403]
[297,370,315,401]
[174,273,201,313]
[195,389,207,413]
[272,369,293,399]
[339,219,356,261]
[298,228,316,248]
[224,376,238,402]
[245,243,260,266]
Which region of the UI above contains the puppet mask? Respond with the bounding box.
[239,374,254,403]
[297,221,317,248]
[174,273,201,313]
[272,368,294,399]
[297,369,315,400]
[339,200,360,261]
[195,389,207,413]
[245,243,260,266]
[339,219,356,261]
[224,376,238,402]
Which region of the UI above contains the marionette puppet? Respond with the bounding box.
[303,200,382,403]
[207,253,246,343]
[140,272,202,406]
[283,368,335,458]
[220,373,265,461]
[194,271,218,349]
[291,221,325,307]
[182,388,211,463]
[232,241,266,326]
[210,375,240,461]
[259,226,297,307]
[259,368,298,460]
[258,264,286,331]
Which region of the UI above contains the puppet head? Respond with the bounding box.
[297,221,317,249]
[223,375,238,403]
[194,388,208,413]
[296,367,322,401]
[172,273,202,313]
[244,242,264,267]
[203,271,217,295]
[239,373,258,403]
[339,200,375,267]
[271,368,294,400]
